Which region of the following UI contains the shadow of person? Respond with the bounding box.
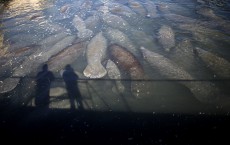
[35,64,54,109]
[62,65,83,111]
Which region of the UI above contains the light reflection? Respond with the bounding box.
[4,0,54,18]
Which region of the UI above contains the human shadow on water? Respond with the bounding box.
[35,64,54,109]
[62,64,83,111]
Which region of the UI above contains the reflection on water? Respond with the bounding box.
[0,0,230,114]
[3,0,53,18]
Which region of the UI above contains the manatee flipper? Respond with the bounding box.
[83,64,107,78]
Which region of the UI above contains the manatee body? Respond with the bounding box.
[106,59,125,93]
[73,15,87,31]
[85,14,101,33]
[38,32,69,50]
[39,35,76,61]
[164,14,196,24]
[0,36,76,93]
[83,32,107,78]
[127,0,147,17]
[140,46,219,103]
[104,27,139,58]
[169,39,196,73]
[143,0,158,18]
[129,29,159,51]
[101,13,130,31]
[0,46,38,77]
[157,2,190,16]
[7,33,44,52]
[0,46,39,93]
[110,44,149,98]
[72,15,93,39]
[195,47,230,78]
[158,25,175,52]
[48,41,87,75]
[197,7,221,20]
[178,23,230,43]
[106,2,135,17]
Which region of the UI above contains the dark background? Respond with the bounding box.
[1,107,229,145]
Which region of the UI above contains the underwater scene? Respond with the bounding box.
[0,0,230,114]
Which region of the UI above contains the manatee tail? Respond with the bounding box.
[0,78,20,93]
[83,64,107,78]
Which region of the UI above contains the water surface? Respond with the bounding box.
[0,0,230,114]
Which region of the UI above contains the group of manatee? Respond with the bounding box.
[0,0,230,108]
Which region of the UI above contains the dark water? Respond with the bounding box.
[0,0,230,114]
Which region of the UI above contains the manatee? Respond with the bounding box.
[39,35,76,61]
[75,0,94,19]
[38,20,65,34]
[110,44,149,98]
[157,2,191,16]
[194,47,230,78]
[169,39,196,73]
[72,15,93,39]
[106,2,135,17]
[85,14,101,33]
[178,23,230,43]
[143,0,158,18]
[127,0,147,17]
[7,33,44,52]
[129,29,159,51]
[83,32,107,78]
[38,32,69,50]
[101,13,130,31]
[106,59,125,93]
[158,25,175,52]
[0,36,76,93]
[163,14,197,24]
[197,7,222,20]
[103,27,139,58]
[0,77,20,94]
[48,41,87,75]
[73,15,87,31]
[0,46,39,79]
[140,46,220,103]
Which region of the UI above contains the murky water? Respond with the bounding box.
[0,0,230,114]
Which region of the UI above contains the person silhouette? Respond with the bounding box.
[35,64,54,108]
[62,65,83,110]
